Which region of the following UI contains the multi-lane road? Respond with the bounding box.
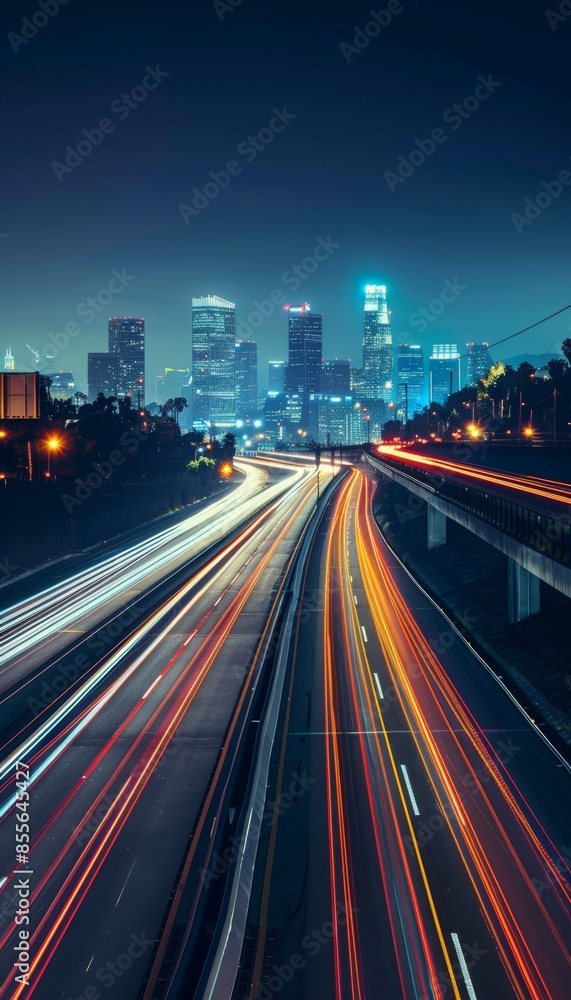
[0,455,329,1000]
[0,455,570,1000]
[225,465,571,1000]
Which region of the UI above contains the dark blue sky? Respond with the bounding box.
[1,0,571,395]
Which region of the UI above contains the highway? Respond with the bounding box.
[376,445,571,515]
[0,455,329,1000]
[229,466,571,1000]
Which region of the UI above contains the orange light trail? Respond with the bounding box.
[377,446,571,508]
[350,467,571,998]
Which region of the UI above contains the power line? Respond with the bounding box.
[459,304,571,360]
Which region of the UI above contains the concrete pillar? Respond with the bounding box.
[508,558,540,622]
[427,504,447,549]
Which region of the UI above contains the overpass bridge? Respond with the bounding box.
[365,447,571,622]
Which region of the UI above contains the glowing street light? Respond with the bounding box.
[46,437,61,477]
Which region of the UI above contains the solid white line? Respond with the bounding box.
[400,764,420,816]
[450,933,478,999]
[0,876,7,888]
[361,625,368,643]
[142,674,163,700]
[374,673,384,699]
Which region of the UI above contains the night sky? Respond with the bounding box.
[2,0,571,396]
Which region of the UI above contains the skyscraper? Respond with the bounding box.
[191,295,236,429]
[154,368,191,407]
[235,340,258,419]
[108,317,145,406]
[429,344,461,405]
[466,343,493,386]
[397,344,425,420]
[88,353,119,401]
[284,303,322,403]
[321,358,351,396]
[268,361,285,393]
[363,284,394,401]
[4,348,15,372]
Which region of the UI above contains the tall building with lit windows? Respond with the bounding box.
[235,339,258,419]
[362,284,394,401]
[108,318,145,406]
[397,344,425,420]
[191,295,236,429]
[466,342,493,386]
[429,344,461,405]
[4,348,15,371]
[284,303,322,402]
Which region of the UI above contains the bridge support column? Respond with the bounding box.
[427,505,447,549]
[508,559,540,622]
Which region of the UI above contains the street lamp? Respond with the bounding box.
[46,437,60,477]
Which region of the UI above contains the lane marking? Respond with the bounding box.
[142,674,163,700]
[400,764,420,816]
[0,876,7,888]
[450,933,478,999]
[354,595,358,605]
[373,673,384,699]
[361,625,368,643]
[115,860,137,908]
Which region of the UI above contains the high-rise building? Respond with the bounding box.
[155,368,191,407]
[429,344,461,405]
[191,295,236,429]
[88,353,119,402]
[321,358,351,396]
[235,340,258,419]
[466,342,493,386]
[397,344,425,420]
[268,361,285,393]
[108,317,145,406]
[284,303,322,401]
[350,367,366,398]
[363,284,394,401]
[49,372,76,400]
[4,348,15,372]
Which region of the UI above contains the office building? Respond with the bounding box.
[350,367,366,399]
[363,284,394,401]
[49,372,75,400]
[321,359,351,396]
[268,361,285,393]
[429,344,461,405]
[155,368,191,408]
[284,303,322,400]
[466,342,493,386]
[108,317,145,406]
[88,353,119,402]
[191,295,236,429]
[397,344,425,420]
[4,348,15,372]
[235,340,258,419]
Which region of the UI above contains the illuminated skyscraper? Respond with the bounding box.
[466,342,493,386]
[88,353,119,401]
[429,344,461,405]
[363,284,394,401]
[235,339,258,419]
[268,361,285,393]
[397,344,425,420]
[284,303,322,402]
[4,348,15,371]
[191,295,236,429]
[321,358,351,396]
[108,318,145,406]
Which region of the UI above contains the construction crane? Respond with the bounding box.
[26,345,41,368]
